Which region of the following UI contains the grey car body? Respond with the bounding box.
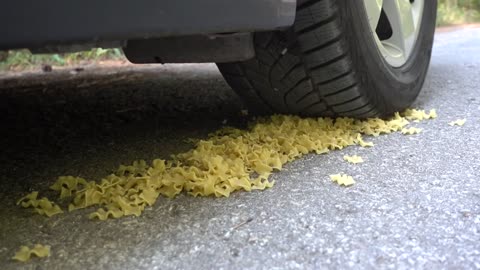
[0,0,296,63]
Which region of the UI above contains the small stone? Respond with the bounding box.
[41,64,52,72]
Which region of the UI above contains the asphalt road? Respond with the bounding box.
[0,26,479,270]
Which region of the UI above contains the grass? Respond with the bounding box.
[0,48,125,72]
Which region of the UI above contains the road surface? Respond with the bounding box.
[0,26,479,270]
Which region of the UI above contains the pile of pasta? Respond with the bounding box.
[17,109,436,220]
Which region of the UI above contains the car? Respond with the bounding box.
[0,0,437,118]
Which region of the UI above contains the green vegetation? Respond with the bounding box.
[0,48,124,71]
[1,1,479,71]
[437,0,480,26]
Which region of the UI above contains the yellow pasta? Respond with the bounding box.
[50,176,89,199]
[449,119,466,126]
[329,174,355,186]
[12,244,50,262]
[17,192,63,217]
[403,109,437,121]
[343,155,364,164]
[401,127,422,135]
[355,133,375,147]
[17,108,437,220]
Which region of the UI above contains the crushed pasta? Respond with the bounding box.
[449,119,466,126]
[343,155,364,164]
[403,109,437,121]
[12,244,50,262]
[330,174,355,186]
[17,109,437,220]
[401,127,422,135]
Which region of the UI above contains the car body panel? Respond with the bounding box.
[0,0,297,50]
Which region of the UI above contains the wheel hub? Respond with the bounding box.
[363,0,424,67]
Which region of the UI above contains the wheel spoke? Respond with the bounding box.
[382,0,415,60]
[364,0,384,31]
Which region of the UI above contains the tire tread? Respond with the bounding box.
[218,0,387,118]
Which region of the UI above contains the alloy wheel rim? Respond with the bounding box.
[363,0,424,67]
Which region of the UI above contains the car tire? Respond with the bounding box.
[217,0,437,118]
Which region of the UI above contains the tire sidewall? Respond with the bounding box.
[343,0,437,112]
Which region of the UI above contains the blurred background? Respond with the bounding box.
[1,0,479,72]
[437,0,480,25]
